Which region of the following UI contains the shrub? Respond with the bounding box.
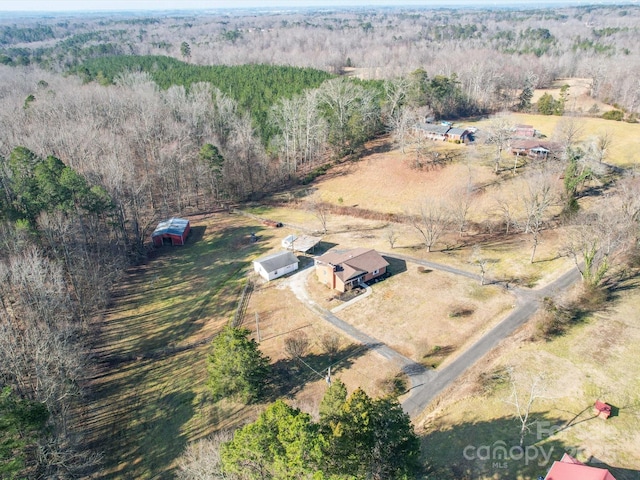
[448,304,474,318]
[534,297,573,340]
[376,373,408,397]
[602,109,624,121]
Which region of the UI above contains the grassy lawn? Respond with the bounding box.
[305,255,513,365]
[88,213,280,479]
[418,280,640,479]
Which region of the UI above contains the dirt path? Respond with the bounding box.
[285,254,581,419]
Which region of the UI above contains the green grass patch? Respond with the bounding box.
[90,214,272,478]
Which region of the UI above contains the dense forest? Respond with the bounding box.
[2,4,640,112]
[1,3,640,478]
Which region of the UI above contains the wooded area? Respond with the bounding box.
[1,3,640,478]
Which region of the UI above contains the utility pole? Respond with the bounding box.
[325,366,331,385]
[255,312,261,342]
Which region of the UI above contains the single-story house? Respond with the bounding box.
[315,248,389,292]
[415,123,450,141]
[253,251,299,281]
[446,127,471,143]
[511,139,558,160]
[415,123,473,143]
[544,453,616,480]
[151,218,190,246]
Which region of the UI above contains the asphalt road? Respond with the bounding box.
[285,255,582,420]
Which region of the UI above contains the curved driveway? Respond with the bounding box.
[284,255,581,419]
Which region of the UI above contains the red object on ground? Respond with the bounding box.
[594,400,612,419]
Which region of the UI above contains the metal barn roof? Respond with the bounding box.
[151,218,190,237]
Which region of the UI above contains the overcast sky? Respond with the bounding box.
[0,0,630,12]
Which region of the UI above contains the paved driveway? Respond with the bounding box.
[284,255,581,419]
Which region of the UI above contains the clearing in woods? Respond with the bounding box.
[90,107,640,479]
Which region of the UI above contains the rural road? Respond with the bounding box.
[284,255,582,420]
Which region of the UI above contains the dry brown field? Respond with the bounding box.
[417,278,640,479]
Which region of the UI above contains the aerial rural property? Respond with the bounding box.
[0,1,639,479]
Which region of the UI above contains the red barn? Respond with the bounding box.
[151,218,191,247]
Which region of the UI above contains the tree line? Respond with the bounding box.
[3,5,640,115]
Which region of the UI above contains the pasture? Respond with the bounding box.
[90,108,639,479]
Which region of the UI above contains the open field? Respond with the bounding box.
[469,112,640,168]
[531,77,615,115]
[88,213,282,478]
[90,108,639,479]
[418,279,640,479]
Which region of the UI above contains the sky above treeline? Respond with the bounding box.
[0,0,634,12]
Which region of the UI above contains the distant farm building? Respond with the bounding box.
[315,248,389,292]
[253,251,299,281]
[151,218,190,246]
[513,124,536,137]
[544,453,616,480]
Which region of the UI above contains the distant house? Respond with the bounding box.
[253,251,299,281]
[151,218,190,246]
[315,248,389,292]
[513,124,536,137]
[415,123,472,143]
[446,127,471,143]
[511,139,558,160]
[415,123,450,141]
[544,453,616,480]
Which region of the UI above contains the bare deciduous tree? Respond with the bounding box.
[470,245,491,286]
[484,116,513,174]
[320,332,341,358]
[504,367,547,447]
[519,173,558,263]
[385,227,399,249]
[411,199,450,253]
[284,331,310,359]
[448,185,473,237]
[492,193,517,236]
[308,198,330,234]
[562,199,632,287]
[176,431,233,480]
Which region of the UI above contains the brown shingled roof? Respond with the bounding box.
[316,248,389,281]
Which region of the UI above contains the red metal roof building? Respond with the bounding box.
[151,218,191,247]
[544,453,617,480]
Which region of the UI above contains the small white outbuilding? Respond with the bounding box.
[253,251,299,281]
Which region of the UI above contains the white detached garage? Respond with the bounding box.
[253,251,299,281]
